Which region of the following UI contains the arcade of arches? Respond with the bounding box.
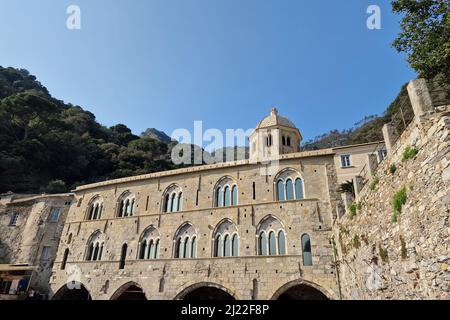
[52,281,329,300]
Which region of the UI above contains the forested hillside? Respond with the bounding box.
[0,67,183,193]
[302,84,414,150]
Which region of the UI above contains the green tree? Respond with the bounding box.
[392,0,450,82]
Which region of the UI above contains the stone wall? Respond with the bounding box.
[0,194,73,296]
[334,103,450,299]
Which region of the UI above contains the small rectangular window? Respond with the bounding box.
[49,208,61,222]
[378,149,387,162]
[9,213,19,226]
[340,155,351,168]
[41,246,51,260]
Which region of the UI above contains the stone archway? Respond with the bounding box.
[110,282,147,300]
[52,283,92,300]
[272,280,330,300]
[175,282,236,300]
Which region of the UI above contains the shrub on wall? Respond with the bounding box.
[402,146,418,161]
[349,203,357,219]
[369,176,379,191]
[392,187,407,222]
[389,164,397,174]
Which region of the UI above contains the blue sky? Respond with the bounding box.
[0,0,415,144]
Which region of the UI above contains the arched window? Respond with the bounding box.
[61,248,69,270]
[277,180,285,201]
[275,169,305,201]
[174,223,197,259]
[301,234,312,266]
[162,185,183,213]
[224,186,231,206]
[213,219,238,258]
[177,192,183,211]
[287,136,291,146]
[217,187,223,207]
[191,237,197,258]
[119,243,127,269]
[232,234,238,257]
[215,235,223,257]
[295,178,304,199]
[117,192,135,217]
[139,226,160,260]
[231,186,238,206]
[257,216,286,256]
[214,177,238,208]
[85,231,105,261]
[86,197,104,220]
[268,231,277,255]
[282,136,286,145]
[223,234,231,257]
[278,230,286,255]
[259,231,268,256]
[286,179,294,200]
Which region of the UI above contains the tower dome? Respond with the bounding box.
[249,108,302,161]
[255,108,297,130]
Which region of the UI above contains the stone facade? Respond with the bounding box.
[0,193,73,297]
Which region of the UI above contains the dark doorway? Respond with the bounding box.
[276,284,328,300]
[111,284,147,300]
[182,286,235,300]
[52,283,92,300]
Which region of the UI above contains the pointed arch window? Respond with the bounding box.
[275,170,305,202]
[278,230,286,255]
[286,179,294,200]
[213,220,239,258]
[295,178,304,199]
[214,178,238,207]
[232,234,238,257]
[259,231,268,256]
[257,216,286,256]
[119,243,127,269]
[277,180,285,201]
[139,226,160,260]
[85,231,104,261]
[301,234,312,266]
[118,192,135,217]
[174,223,197,259]
[87,197,104,220]
[224,186,231,206]
[231,186,238,206]
[162,185,183,213]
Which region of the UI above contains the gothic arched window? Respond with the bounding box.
[139,226,160,260]
[257,216,287,256]
[213,219,238,257]
[214,177,238,207]
[275,169,305,201]
[117,192,136,218]
[85,231,105,261]
[86,196,104,220]
[301,234,313,266]
[162,185,183,213]
[174,223,197,259]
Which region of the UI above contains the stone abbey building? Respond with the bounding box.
[47,108,386,300]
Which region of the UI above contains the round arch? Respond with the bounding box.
[211,175,238,207]
[271,279,333,300]
[273,167,306,200]
[110,281,147,300]
[174,282,238,300]
[52,282,92,300]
